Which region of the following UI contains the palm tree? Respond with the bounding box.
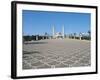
[73,33,76,39]
[88,30,91,40]
[88,30,91,36]
[45,32,48,39]
[79,32,82,40]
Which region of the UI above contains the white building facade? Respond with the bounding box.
[52,26,65,39]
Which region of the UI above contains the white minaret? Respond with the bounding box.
[62,25,65,38]
[53,26,55,38]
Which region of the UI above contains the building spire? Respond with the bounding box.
[62,25,64,38]
[53,26,55,38]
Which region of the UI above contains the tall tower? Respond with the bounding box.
[53,26,55,38]
[62,25,65,38]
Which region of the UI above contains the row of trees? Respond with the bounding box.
[23,35,49,41]
[23,32,50,41]
[23,31,91,41]
[68,31,91,40]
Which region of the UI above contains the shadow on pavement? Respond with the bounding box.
[24,41,48,45]
[23,51,40,54]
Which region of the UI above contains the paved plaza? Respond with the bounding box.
[23,39,91,69]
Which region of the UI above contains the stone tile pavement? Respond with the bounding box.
[23,39,91,69]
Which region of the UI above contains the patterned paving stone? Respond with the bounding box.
[35,56,45,60]
[48,61,60,65]
[55,63,69,68]
[78,56,90,64]
[23,61,32,69]
[30,58,39,63]
[23,54,33,60]
[41,58,54,63]
[49,56,61,60]
[36,64,51,69]
[31,61,43,66]
[57,57,68,62]
[23,39,90,69]
[71,55,91,67]
[63,60,76,66]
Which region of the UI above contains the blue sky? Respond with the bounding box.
[22,10,91,36]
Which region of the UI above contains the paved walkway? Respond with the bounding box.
[23,39,91,69]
